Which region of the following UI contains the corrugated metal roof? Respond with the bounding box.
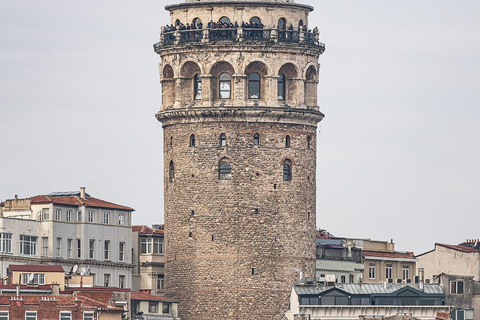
[295,283,444,295]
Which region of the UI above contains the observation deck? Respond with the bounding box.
[153,27,325,54]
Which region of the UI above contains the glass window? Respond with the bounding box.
[42,208,49,220]
[157,274,165,290]
[118,213,125,225]
[386,264,392,279]
[56,237,62,256]
[283,160,292,181]
[0,312,8,320]
[219,162,232,180]
[60,312,72,320]
[194,74,202,100]
[162,303,170,314]
[141,238,164,254]
[87,210,94,223]
[451,280,465,294]
[278,18,287,30]
[220,133,226,146]
[20,235,37,255]
[77,239,81,258]
[169,161,175,183]
[119,275,125,289]
[66,210,72,222]
[254,133,260,146]
[0,233,12,253]
[25,311,37,320]
[67,239,72,258]
[77,211,82,222]
[104,240,110,260]
[149,302,158,313]
[219,73,231,99]
[42,237,48,256]
[83,312,94,320]
[104,274,110,287]
[402,265,410,281]
[278,73,286,100]
[248,73,261,99]
[103,212,110,224]
[119,242,125,261]
[55,208,62,221]
[369,263,376,279]
[89,239,95,259]
[250,16,261,24]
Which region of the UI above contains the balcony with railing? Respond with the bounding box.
[153,27,325,52]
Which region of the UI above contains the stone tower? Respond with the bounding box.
[154,0,325,319]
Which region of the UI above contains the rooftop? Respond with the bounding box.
[132,225,164,235]
[30,195,133,211]
[295,283,444,296]
[131,291,177,302]
[9,265,65,273]
[364,250,416,260]
[436,243,480,253]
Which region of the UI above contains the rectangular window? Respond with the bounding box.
[118,213,125,225]
[386,264,393,279]
[454,310,465,320]
[162,303,170,314]
[402,265,410,281]
[42,208,49,220]
[149,302,157,313]
[119,275,125,289]
[104,240,110,260]
[25,311,37,320]
[87,210,94,223]
[141,238,164,254]
[56,237,62,256]
[340,275,346,283]
[60,312,72,320]
[0,311,8,320]
[157,274,165,290]
[25,273,45,285]
[89,239,95,259]
[103,212,110,224]
[77,239,81,258]
[0,233,12,253]
[368,263,376,279]
[77,211,82,222]
[20,235,37,255]
[83,312,94,320]
[88,212,94,223]
[67,239,72,258]
[104,273,110,287]
[119,242,125,261]
[66,210,72,222]
[55,208,62,221]
[42,237,48,256]
[451,280,465,294]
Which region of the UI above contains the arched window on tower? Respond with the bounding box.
[219,160,232,180]
[219,16,231,24]
[250,16,261,24]
[175,19,181,27]
[298,20,304,30]
[220,133,226,147]
[219,73,231,99]
[278,73,286,100]
[189,134,196,147]
[248,73,261,99]
[192,17,202,29]
[283,159,292,181]
[278,18,287,30]
[169,161,175,183]
[194,74,202,100]
[285,135,291,148]
[254,133,260,146]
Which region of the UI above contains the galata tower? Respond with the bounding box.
[154,0,325,319]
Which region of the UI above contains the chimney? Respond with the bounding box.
[14,195,18,201]
[80,187,86,199]
[386,239,395,252]
[418,267,425,291]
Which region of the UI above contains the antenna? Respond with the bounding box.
[72,265,78,274]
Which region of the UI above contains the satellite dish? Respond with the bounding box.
[28,273,35,283]
[80,268,86,276]
[72,265,78,274]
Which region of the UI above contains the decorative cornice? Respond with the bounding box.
[156,106,324,127]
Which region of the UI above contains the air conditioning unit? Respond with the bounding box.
[387,278,393,283]
[425,279,431,284]
[396,279,402,283]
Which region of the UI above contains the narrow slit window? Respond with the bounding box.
[285,135,291,148]
[169,161,175,183]
[194,74,202,100]
[189,134,196,147]
[220,133,226,146]
[283,159,292,181]
[253,133,260,146]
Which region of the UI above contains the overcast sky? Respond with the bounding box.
[1,0,479,255]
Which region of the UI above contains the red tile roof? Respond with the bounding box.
[30,195,133,211]
[436,243,480,253]
[131,291,176,302]
[364,250,416,260]
[9,265,65,273]
[0,294,123,311]
[132,225,164,235]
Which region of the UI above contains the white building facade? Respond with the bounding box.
[0,188,134,289]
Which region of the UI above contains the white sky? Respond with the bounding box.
[1,1,479,254]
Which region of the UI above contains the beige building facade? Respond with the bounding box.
[154,0,325,319]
